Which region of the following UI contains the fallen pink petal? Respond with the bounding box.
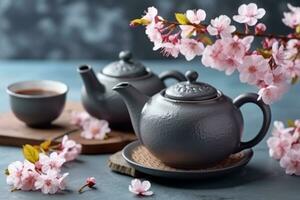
[129,179,154,196]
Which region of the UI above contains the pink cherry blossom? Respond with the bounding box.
[286,3,300,14]
[268,120,300,175]
[273,121,294,137]
[129,179,153,196]
[20,160,38,191]
[267,136,291,160]
[255,23,267,34]
[39,152,66,173]
[81,119,111,140]
[57,173,68,191]
[160,42,180,58]
[267,121,295,159]
[207,15,236,38]
[59,135,82,162]
[257,67,289,101]
[202,36,253,75]
[186,9,206,24]
[262,38,277,49]
[70,111,90,127]
[272,42,287,66]
[202,37,247,75]
[285,39,299,60]
[295,120,300,127]
[273,67,288,86]
[225,36,253,59]
[282,4,300,28]
[238,55,269,85]
[179,25,196,38]
[6,161,24,189]
[142,7,158,23]
[294,120,300,134]
[279,144,300,175]
[34,170,68,194]
[286,39,300,50]
[145,22,163,49]
[258,84,286,104]
[202,40,223,68]
[179,38,204,61]
[282,60,300,79]
[233,3,266,26]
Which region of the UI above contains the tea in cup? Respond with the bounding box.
[7,80,68,127]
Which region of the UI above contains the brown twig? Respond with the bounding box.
[52,128,80,141]
[161,20,300,40]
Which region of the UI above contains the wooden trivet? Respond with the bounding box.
[132,146,245,171]
[108,147,245,177]
[0,102,136,154]
[108,151,141,177]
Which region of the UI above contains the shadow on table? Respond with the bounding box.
[148,165,270,189]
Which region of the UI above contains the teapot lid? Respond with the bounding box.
[102,50,148,78]
[164,71,218,101]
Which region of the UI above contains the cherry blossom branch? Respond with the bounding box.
[161,19,300,41]
[131,3,300,104]
[234,32,300,40]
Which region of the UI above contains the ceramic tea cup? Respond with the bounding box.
[7,80,68,127]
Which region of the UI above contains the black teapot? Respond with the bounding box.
[113,70,271,169]
[78,50,186,128]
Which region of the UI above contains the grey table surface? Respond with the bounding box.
[0,60,299,200]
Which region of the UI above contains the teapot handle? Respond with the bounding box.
[233,93,271,152]
[159,70,186,83]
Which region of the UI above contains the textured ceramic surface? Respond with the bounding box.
[114,71,271,169]
[122,141,254,179]
[6,80,68,127]
[78,51,186,128]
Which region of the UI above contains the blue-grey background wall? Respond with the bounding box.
[0,0,297,59]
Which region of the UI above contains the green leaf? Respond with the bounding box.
[175,13,189,25]
[287,119,295,127]
[23,144,39,163]
[4,168,9,176]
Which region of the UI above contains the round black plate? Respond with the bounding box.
[122,141,253,180]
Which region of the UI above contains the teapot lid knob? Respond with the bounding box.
[185,71,198,83]
[119,50,132,62]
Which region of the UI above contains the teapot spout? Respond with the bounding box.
[78,65,105,96]
[113,83,149,141]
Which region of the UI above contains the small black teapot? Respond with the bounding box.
[78,50,186,128]
[114,70,271,169]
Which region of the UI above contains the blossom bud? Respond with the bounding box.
[255,23,267,34]
[86,177,96,188]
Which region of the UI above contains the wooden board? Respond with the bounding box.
[0,102,136,154]
[108,151,141,177]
